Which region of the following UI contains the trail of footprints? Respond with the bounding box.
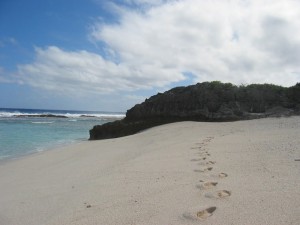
[187,136,231,220]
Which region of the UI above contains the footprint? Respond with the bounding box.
[84,203,92,208]
[219,172,228,178]
[197,207,217,219]
[203,181,218,188]
[197,149,206,152]
[197,181,218,190]
[191,158,201,162]
[197,162,207,166]
[182,212,197,221]
[205,190,231,199]
[206,161,216,165]
[194,169,205,173]
[203,138,214,143]
[217,190,231,198]
[194,167,212,173]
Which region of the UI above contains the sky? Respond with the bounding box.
[0,0,300,112]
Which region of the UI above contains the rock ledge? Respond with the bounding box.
[90,82,300,140]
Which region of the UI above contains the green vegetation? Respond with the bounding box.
[191,81,297,113]
[287,83,300,103]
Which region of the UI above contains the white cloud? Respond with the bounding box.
[90,0,300,86]
[124,0,166,5]
[17,46,184,95]
[17,0,300,99]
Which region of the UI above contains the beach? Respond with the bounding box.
[0,117,299,225]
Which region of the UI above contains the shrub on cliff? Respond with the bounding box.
[287,83,300,104]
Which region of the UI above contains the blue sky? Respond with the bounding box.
[1,0,300,112]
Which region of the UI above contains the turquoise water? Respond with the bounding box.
[0,108,124,160]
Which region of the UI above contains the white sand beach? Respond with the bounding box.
[0,117,299,225]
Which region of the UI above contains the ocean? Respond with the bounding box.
[0,108,125,160]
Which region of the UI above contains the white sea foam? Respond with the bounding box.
[63,113,125,118]
[0,111,125,119]
[0,112,44,118]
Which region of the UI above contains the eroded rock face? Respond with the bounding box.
[90,82,300,140]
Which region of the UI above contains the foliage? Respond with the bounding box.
[286,83,300,103]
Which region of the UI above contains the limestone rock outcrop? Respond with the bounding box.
[90,82,300,140]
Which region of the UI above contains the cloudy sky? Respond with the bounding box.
[0,0,299,111]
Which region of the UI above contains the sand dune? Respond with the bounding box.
[0,117,299,225]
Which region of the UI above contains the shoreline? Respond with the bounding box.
[0,138,88,166]
[0,117,299,225]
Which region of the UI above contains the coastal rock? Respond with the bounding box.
[90,82,300,140]
[15,114,68,118]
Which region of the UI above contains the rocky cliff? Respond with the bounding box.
[90,82,300,140]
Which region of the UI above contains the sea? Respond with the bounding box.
[0,108,125,161]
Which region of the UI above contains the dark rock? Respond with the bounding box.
[89,82,300,140]
[89,118,176,140]
[15,114,68,118]
[80,115,96,118]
